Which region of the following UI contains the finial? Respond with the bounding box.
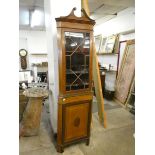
[68,7,76,16]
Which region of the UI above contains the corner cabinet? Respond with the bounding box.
[55,8,95,153]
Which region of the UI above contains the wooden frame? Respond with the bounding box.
[113,34,120,54]
[100,35,116,54]
[104,35,116,53]
[116,40,127,77]
[125,75,135,107]
[115,40,135,104]
[61,28,93,95]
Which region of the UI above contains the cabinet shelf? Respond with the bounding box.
[66,82,89,91]
[100,69,117,73]
[97,53,118,55]
[66,82,89,87]
[66,69,89,74]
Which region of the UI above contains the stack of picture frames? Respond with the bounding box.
[94,35,135,106]
[94,34,120,54]
[115,40,135,105]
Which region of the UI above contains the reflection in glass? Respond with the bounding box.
[65,32,90,91]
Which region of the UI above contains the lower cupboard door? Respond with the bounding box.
[63,102,90,143]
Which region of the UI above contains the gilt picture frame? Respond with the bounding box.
[100,35,116,53]
[104,35,116,53]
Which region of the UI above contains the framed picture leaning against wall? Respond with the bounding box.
[94,35,102,53]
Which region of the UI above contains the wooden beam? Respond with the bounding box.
[92,46,106,127]
[81,0,90,16]
[81,0,106,128]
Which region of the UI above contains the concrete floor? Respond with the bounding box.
[19,98,135,155]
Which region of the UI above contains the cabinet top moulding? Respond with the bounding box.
[55,7,95,30]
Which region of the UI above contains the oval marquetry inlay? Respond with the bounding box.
[74,117,80,127]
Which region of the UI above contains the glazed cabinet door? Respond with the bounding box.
[63,30,92,93]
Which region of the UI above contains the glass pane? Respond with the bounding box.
[65,32,90,91]
[71,53,84,71]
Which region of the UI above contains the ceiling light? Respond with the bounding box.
[31,9,44,27]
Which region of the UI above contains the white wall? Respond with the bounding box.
[19,30,48,72]
[94,7,135,71]
[19,30,47,53]
[28,54,48,64]
[44,0,81,133]
[95,7,135,91]
[94,7,135,37]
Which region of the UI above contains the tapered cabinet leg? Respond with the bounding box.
[86,138,90,146]
[57,145,64,153]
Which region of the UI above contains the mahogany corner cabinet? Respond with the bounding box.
[55,7,95,153]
